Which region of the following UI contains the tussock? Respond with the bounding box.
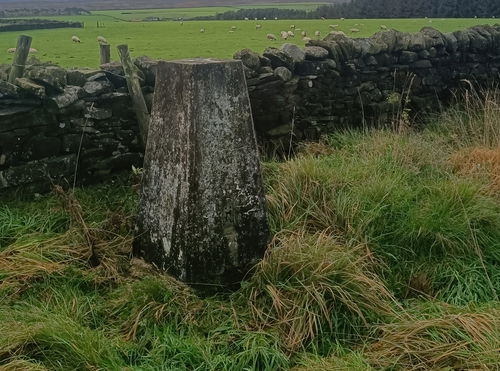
[450,147,500,194]
[366,307,500,370]
[0,305,125,370]
[0,232,86,296]
[438,87,500,148]
[105,274,203,340]
[0,359,49,370]
[244,231,397,350]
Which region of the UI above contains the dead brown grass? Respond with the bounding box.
[366,308,500,370]
[450,147,500,194]
[0,359,48,371]
[0,232,86,296]
[244,231,399,351]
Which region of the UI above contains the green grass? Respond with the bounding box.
[93,3,328,21]
[0,16,497,68]
[0,93,499,369]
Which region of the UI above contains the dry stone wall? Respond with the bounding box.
[1,25,500,191]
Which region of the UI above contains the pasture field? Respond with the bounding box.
[0,14,498,68]
[93,3,328,21]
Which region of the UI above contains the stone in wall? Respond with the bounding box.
[1,25,500,191]
[0,58,143,191]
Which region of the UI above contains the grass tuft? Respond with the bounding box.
[243,231,396,350]
[365,305,500,370]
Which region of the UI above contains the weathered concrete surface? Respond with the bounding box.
[133,58,269,287]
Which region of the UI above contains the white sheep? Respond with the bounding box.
[340,17,345,20]
[301,31,307,37]
[231,26,237,30]
[329,24,339,29]
[321,16,326,20]
[200,28,205,33]
[255,24,262,29]
[72,35,81,43]
[280,31,289,40]
[287,31,295,37]
[380,25,388,30]
[303,37,312,42]
[244,17,249,21]
[351,28,360,33]
[314,30,321,38]
[7,47,37,53]
[290,24,295,29]
[97,36,108,44]
[267,33,277,41]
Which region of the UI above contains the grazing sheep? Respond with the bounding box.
[244,17,249,21]
[287,31,295,37]
[280,31,289,40]
[341,17,345,20]
[200,28,205,33]
[301,31,307,37]
[8,47,37,53]
[180,21,184,25]
[72,35,81,43]
[231,26,237,30]
[380,25,388,30]
[229,30,234,33]
[267,33,277,41]
[321,16,326,20]
[351,28,360,33]
[290,24,295,29]
[275,17,278,20]
[329,24,339,29]
[314,30,321,38]
[263,17,267,20]
[303,37,312,42]
[255,24,262,29]
[97,36,108,44]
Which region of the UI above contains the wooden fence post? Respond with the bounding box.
[8,35,32,84]
[133,59,269,288]
[117,44,149,146]
[100,44,110,65]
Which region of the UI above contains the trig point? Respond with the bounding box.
[133,58,269,287]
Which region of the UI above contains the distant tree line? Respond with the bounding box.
[0,8,89,18]
[315,0,500,18]
[0,18,83,32]
[198,0,500,20]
